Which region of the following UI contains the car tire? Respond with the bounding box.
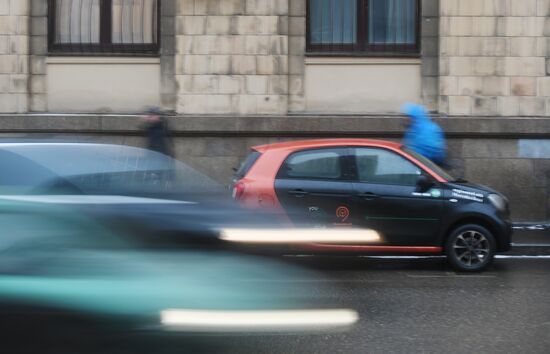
[445,224,496,272]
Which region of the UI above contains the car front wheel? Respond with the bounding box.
[445,224,496,272]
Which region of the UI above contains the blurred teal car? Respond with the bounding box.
[0,199,357,352]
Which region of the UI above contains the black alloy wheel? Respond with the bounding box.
[445,224,496,272]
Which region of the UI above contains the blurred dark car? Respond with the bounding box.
[0,142,358,352]
[0,200,357,353]
[0,142,274,248]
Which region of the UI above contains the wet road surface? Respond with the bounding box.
[11,230,550,354]
[218,255,550,354]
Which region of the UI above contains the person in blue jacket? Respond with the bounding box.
[401,103,447,165]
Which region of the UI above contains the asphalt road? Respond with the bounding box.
[12,230,550,354]
[217,255,550,354]
[216,228,550,354]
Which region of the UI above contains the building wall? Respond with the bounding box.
[173,0,439,115]
[421,0,440,111]
[0,0,29,113]
[46,58,161,113]
[439,0,550,116]
[175,0,290,114]
[304,58,422,113]
[28,0,175,113]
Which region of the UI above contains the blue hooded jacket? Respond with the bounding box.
[402,103,446,164]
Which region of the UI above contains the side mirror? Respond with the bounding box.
[416,175,434,192]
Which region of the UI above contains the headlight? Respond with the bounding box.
[219,228,381,244]
[488,194,506,212]
[160,309,359,332]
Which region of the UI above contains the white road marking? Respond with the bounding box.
[405,274,497,278]
[496,255,550,259]
[284,255,550,260]
[512,243,550,247]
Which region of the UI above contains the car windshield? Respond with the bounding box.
[0,144,224,197]
[401,146,455,181]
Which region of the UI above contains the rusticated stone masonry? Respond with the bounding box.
[439,0,550,116]
[0,0,30,113]
[175,0,291,114]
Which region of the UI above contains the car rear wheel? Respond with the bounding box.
[445,224,496,272]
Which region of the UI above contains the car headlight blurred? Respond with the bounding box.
[488,194,506,212]
[160,309,359,332]
[219,228,381,244]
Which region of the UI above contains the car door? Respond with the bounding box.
[274,148,354,227]
[349,147,444,246]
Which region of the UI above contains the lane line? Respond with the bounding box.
[284,255,550,260]
[512,243,550,247]
[405,274,497,278]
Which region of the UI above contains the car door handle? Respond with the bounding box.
[357,192,378,200]
[288,189,309,198]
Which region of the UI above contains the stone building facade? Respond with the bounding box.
[439,0,550,116]
[1,0,550,221]
[0,0,29,113]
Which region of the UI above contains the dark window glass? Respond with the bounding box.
[307,0,419,55]
[354,148,422,186]
[49,0,159,55]
[401,147,455,181]
[281,149,343,180]
[0,150,59,192]
[2,145,222,196]
[369,0,416,45]
[310,0,357,45]
[234,151,262,180]
[112,0,158,44]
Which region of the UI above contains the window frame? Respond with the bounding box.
[306,0,421,57]
[350,147,430,187]
[47,0,161,56]
[276,148,353,182]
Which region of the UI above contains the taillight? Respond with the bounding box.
[232,181,245,200]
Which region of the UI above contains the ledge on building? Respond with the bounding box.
[1,114,550,138]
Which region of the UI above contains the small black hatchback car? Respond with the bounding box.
[233,139,513,272]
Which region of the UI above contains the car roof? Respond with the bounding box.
[252,138,403,153]
[0,141,125,148]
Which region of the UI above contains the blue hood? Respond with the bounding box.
[401,103,446,163]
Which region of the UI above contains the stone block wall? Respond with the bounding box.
[175,0,290,114]
[29,0,47,112]
[421,0,440,112]
[439,0,550,116]
[0,0,29,113]
[160,0,178,112]
[287,0,306,112]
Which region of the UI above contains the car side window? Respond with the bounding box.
[0,150,61,193]
[354,148,422,186]
[279,149,345,180]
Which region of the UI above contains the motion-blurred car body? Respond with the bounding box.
[0,142,271,247]
[232,139,513,271]
[0,201,356,349]
[0,141,358,351]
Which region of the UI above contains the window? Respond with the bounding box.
[307,0,419,55]
[48,0,160,55]
[354,148,422,186]
[234,151,262,180]
[279,149,344,180]
[0,150,60,193]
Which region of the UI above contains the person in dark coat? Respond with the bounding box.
[144,107,173,157]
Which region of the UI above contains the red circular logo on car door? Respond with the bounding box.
[336,206,350,222]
